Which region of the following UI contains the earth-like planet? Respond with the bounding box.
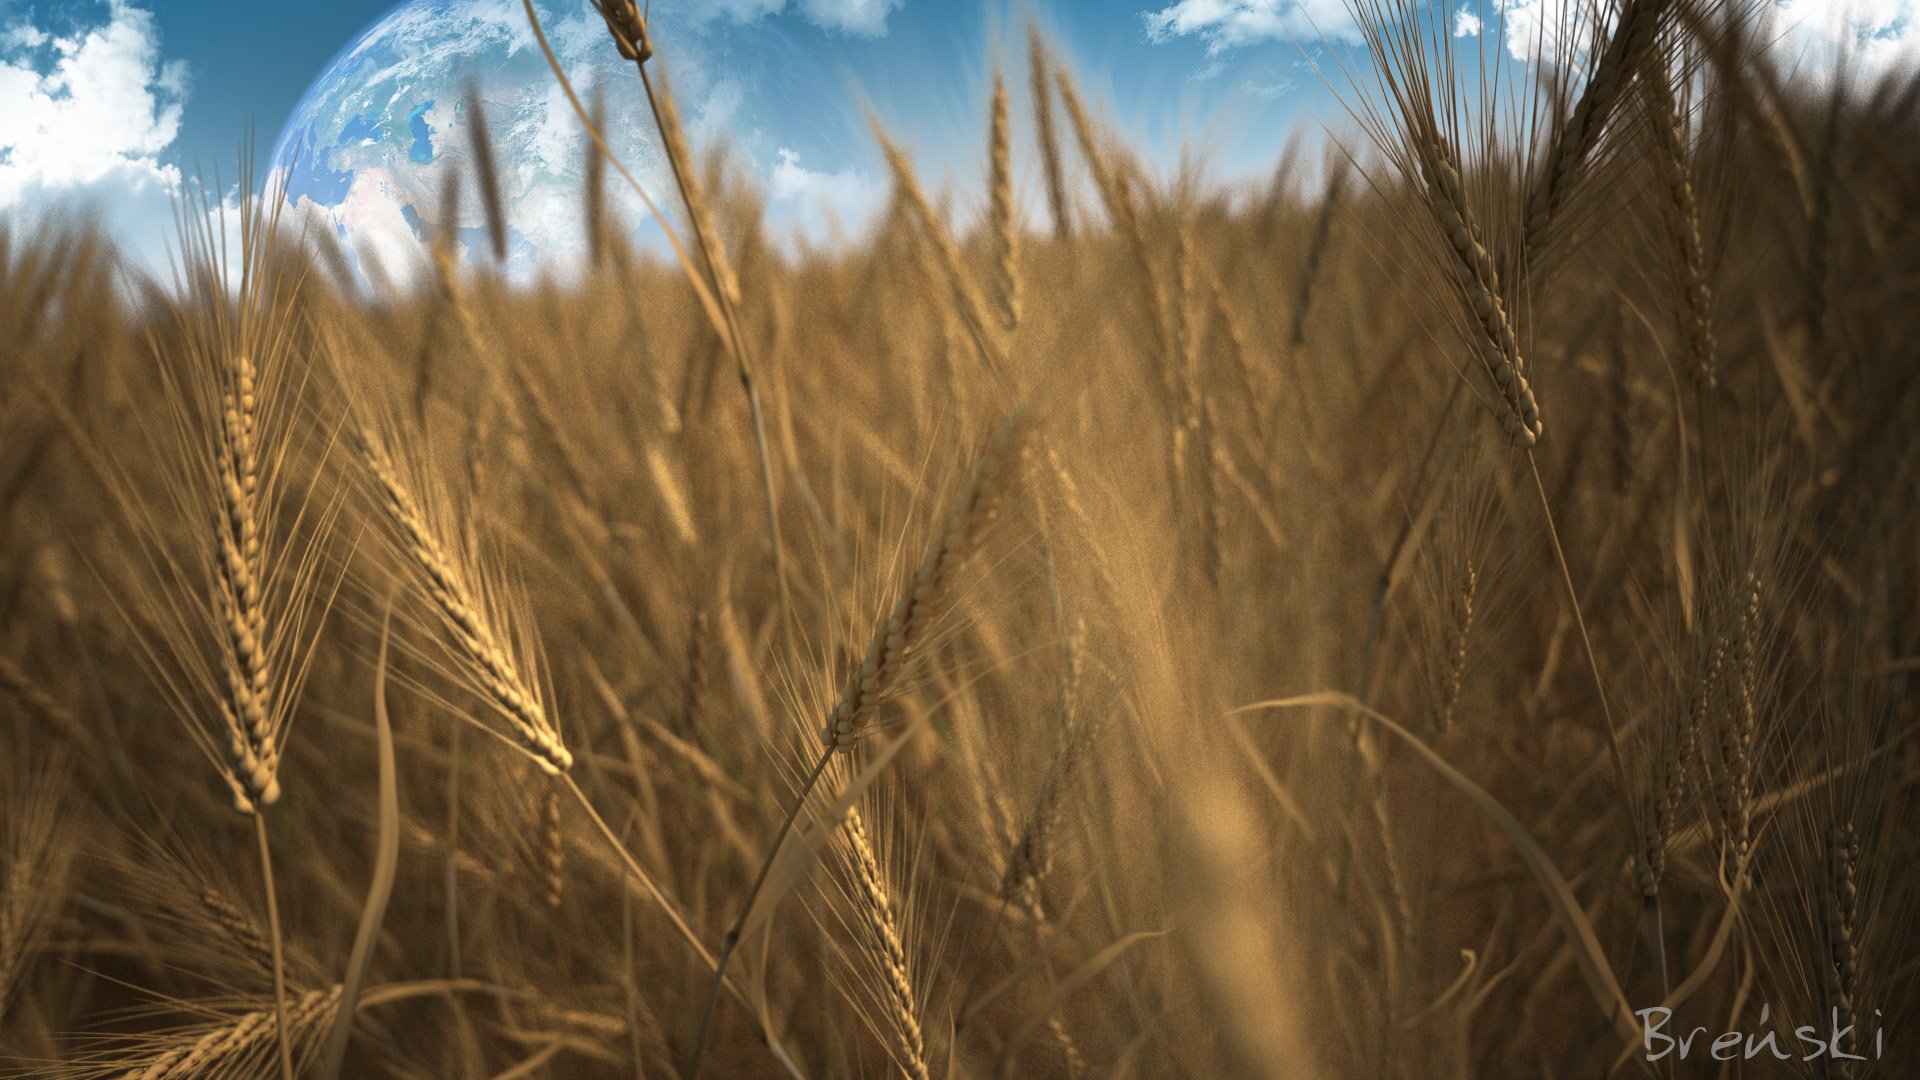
[270,0,881,283]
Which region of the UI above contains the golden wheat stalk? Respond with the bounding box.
[842,807,929,1080]
[989,73,1022,334]
[1415,128,1546,445]
[1028,26,1072,240]
[1522,0,1669,260]
[354,427,572,775]
[1645,56,1720,389]
[825,411,1032,751]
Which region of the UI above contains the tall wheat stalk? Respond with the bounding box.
[692,410,1032,1074]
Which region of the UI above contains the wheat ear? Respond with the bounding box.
[826,411,1032,750]
[129,986,342,1080]
[1721,569,1761,861]
[464,82,508,264]
[1288,165,1346,347]
[693,411,1033,1074]
[876,127,1008,375]
[1823,821,1860,1074]
[989,72,1022,334]
[1414,128,1545,445]
[1027,26,1072,240]
[356,431,571,775]
[1434,557,1477,734]
[542,779,565,911]
[1522,0,1669,260]
[1645,54,1719,388]
[844,807,930,1080]
[214,350,281,814]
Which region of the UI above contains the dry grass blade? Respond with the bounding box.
[319,601,401,1080]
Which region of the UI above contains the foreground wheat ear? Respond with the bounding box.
[347,414,572,775]
[116,188,335,817]
[94,168,340,1080]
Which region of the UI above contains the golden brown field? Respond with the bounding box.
[2,2,1918,1077]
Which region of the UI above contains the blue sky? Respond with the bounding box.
[0,0,1905,276]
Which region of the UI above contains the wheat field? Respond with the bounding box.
[2,1,1918,1076]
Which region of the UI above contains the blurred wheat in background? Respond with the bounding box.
[1,0,1918,1075]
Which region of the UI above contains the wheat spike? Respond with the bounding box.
[1522,0,1669,259]
[1434,557,1477,734]
[1646,54,1719,388]
[542,780,566,911]
[843,807,929,1080]
[129,986,341,1080]
[1028,26,1072,240]
[1823,821,1860,1074]
[989,73,1022,334]
[356,430,572,775]
[1416,129,1545,446]
[825,412,1031,751]
[213,351,279,813]
[876,127,1007,374]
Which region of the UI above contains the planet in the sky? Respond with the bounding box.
[269,0,883,283]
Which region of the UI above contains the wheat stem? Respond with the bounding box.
[254,812,295,1080]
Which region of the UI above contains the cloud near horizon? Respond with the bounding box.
[768,146,884,248]
[1142,0,1920,87]
[0,0,189,264]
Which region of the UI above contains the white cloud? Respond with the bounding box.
[768,146,882,246]
[798,0,903,37]
[1141,0,1363,50]
[0,2,186,205]
[1496,0,1588,65]
[4,24,50,50]
[704,0,789,23]
[290,166,433,287]
[1242,76,1298,99]
[1454,10,1483,36]
[1768,0,1920,84]
[0,1,187,271]
[1496,0,1917,78]
[704,0,903,37]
